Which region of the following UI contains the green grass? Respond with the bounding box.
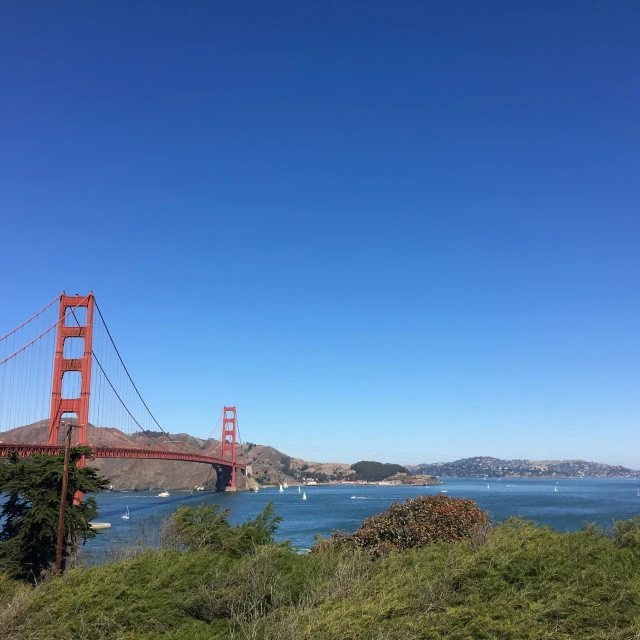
[3,519,640,639]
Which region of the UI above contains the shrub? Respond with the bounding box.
[612,516,640,549]
[311,494,490,555]
[161,501,282,556]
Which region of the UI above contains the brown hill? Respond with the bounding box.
[245,444,354,486]
[0,423,352,491]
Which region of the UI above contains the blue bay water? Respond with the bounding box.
[81,477,640,563]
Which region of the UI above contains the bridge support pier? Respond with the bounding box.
[215,464,239,492]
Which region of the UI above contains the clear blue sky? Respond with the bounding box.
[1,2,639,467]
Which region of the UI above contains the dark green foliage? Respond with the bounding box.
[0,448,109,581]
[350,460,408,481]
[611,515,640,549]
[138,430,165,439]
[280,454,292,474]
[165,501,282,556]
[312,494,490,555]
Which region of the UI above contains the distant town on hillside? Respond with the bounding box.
[407,456,639,479]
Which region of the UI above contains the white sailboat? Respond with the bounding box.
[554,486,558,492]
[283,482,288,489]
[637,489,640,497]
[279,484,283,492]
[487,484,490,489]
[121,506,130,520]
[298,485,301,493]
[302,492,307,500]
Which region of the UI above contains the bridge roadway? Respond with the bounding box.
[0,443,246,469]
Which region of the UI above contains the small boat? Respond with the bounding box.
[298,486,301,494]
[252,486,259,493]
[554,487,558,492]
[283,482,289,489]
[302,492,307,500]
[90,522,111,530]
[487,484,490,489]
[279,484,284,492]
[440,490,448,493]
[194,485,204,491]
[157,491,170,498]
[351,495,356,499]
[121,506,130,520]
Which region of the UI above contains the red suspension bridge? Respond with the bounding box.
[0,292,246,490]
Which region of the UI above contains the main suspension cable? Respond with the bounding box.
[0,294,59,343]
[91,300,187,452]
[0,296,89,367]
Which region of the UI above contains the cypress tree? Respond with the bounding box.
[0,447,109,582]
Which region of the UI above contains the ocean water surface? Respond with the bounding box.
[80,477,640,563]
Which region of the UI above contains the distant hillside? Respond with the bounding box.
[408,456,639,478]
[245,442,354,486]
[0,423,352,490]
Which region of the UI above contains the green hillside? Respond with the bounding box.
[3,502,640,639]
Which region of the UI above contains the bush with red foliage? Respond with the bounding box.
[311,494,490,555]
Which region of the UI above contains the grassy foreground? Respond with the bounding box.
[2,516,640,639]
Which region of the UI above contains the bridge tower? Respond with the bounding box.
[220,405,238,490]
[48,292,95,463]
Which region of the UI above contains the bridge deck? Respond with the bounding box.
[0,443,245,469]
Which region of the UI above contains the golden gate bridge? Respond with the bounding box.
[0,292,246,490]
